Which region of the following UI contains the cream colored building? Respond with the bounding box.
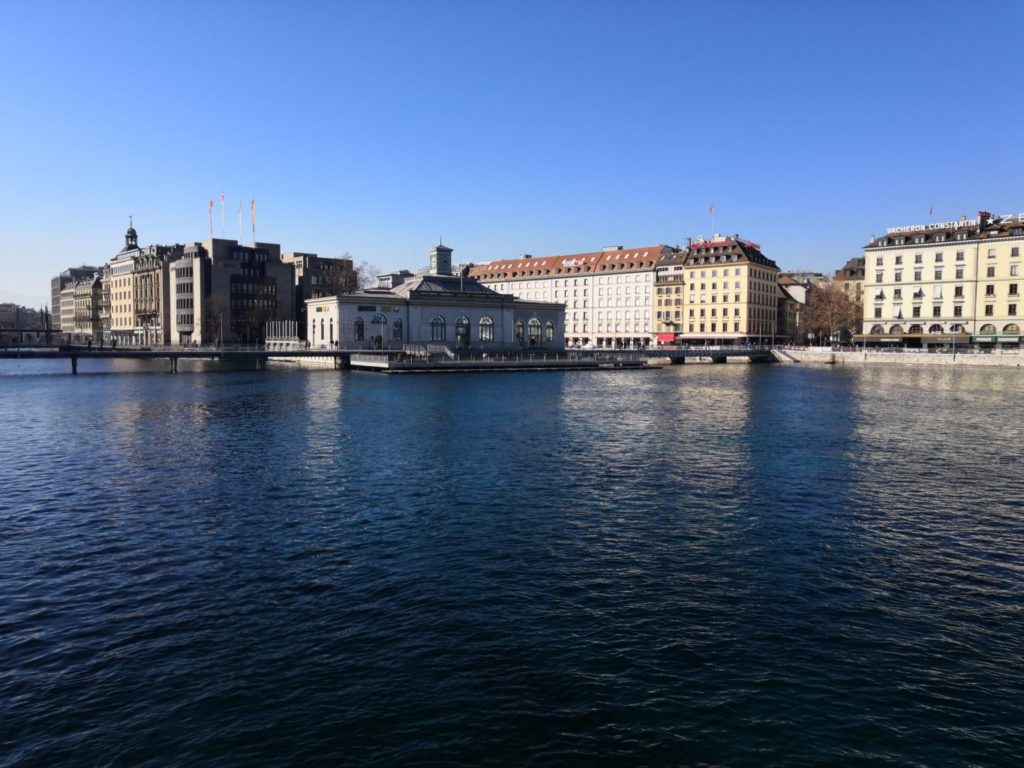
[862,210,1024,346]
[678,235,780,343]
[470,245,677,348]
[105,222,182,346]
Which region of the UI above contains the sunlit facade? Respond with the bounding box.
[862,210,1024,346]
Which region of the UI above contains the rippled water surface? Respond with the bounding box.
[1,361,1022,766]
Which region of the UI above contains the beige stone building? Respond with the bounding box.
[862,210,1024,346]
[105,222,182,346]
[677,235,780,344]
[72,274,102,337]
[653,250,687,343]
[833,256,864,304]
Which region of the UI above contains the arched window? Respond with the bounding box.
[320,318,325,341]
[1003,323,1020,335]
[544,321,554,343]
[478,316,494,342]
[889,324,903,334]
[514,320,524,343]
[928,324,943,334]
[371,314,387,349]
[528,318,541,346]
[870,324,884,334]
[430,315,446,342]
[455,316,470,349]
[354,317,364,341]
[329,317,334,343]
[392,319,403,340]
[979,324,997,335]
[950,324,964,333]
[908,324,923,334]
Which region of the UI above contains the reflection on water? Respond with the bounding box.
[0,361,1022,767]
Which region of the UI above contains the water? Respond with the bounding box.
[1,361,1022,766]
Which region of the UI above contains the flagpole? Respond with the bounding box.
[251,197,256,243]
[220,193,225,236]
[238,202,243,241]
[208,199,213,237]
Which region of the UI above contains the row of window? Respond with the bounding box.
[874,304,1018,318]
[875,247,1021,266]
[876,265,1020,282]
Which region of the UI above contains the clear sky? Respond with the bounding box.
[1,0,1021,307]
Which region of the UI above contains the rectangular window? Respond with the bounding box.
[914,270,922,281]
[1010,284,1019,296]
[1009,304,1018,316]
[988,249,996,258]
[1011,265,1020,277]
[956,250,965,261]
[912,306,921,318]
[987,266,996,278]
[1013,247,1020,257]
[895,255,903,265]
[954,285,963,297]
[954,305,962,317]
[932,306,942,318]
[985,305,994,316]
[935,252,943,262]
[874,307,882,318]
[875,272,883,283]
[934,270,942,280]
[956,268,964,279]
[986,285,995,296]
[876,256,883,265]
[893,288,902,299]
[894,272,902,282]
[915,254,923,264]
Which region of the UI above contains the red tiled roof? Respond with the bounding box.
[469,245,676,280]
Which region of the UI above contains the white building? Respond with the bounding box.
[307,243,564,351]
[469,245,678,348]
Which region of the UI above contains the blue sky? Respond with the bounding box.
[1,0,1021,306]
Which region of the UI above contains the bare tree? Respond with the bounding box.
[802,283,861,342]
[355,260,381,290]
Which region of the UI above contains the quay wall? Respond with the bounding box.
[777,349,1024,368]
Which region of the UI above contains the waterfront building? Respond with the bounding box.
[862,210,1024,347]
[833,256,865,304]
[105,222,184,346]
[59,284,76,336]
[281,252,356,340]
[72,273,102,337]
[168,238,295,345]
[469,245,678,348]
[50,266,97,331]
[777,276,806,343]
[307,243,564,351]
[653,250,688,344]
[677,235,780,344]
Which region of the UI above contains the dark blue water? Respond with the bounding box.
[1,361,1022,766]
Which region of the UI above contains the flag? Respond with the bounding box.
[709,204,715,214]
[251,197,256,228]
[929,205,933,216]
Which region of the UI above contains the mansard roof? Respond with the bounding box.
[469,245,677,281]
